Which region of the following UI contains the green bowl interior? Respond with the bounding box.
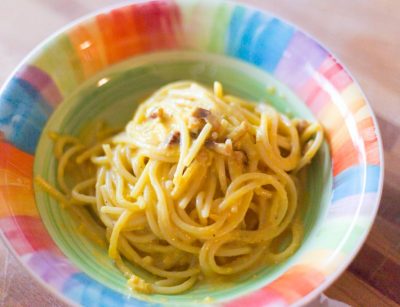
[34,51,332,304]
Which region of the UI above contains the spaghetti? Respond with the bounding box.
[35,81,323,294]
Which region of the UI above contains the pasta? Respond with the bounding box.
[35,81,323,294]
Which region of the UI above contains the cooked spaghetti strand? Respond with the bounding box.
[35,81,323,295]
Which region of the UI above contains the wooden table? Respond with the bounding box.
[0,0,399,306]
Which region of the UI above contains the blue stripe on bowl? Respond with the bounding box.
[251,18,295,72]
[233,10,266,60]
[332,165,380,202]
[0,77,52,153]
[226,7,294,73]
[226,5,247,55]
[63,273,158,307]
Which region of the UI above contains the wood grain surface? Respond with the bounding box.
[0,0,399,306]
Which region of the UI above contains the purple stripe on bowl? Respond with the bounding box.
[25,250,79,290]
[328,193,379,219]
[15,65,63,108]
[274,31,328,90]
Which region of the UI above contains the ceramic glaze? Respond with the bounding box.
[0,1,383,306]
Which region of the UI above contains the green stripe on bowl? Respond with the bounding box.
[32,33,84,96]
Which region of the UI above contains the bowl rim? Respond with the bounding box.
[0,0,384,306]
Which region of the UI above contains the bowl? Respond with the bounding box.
[0,0,383,306]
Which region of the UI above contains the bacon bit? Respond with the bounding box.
[206,113,221,131]
[190,131,198,139]
[205,139,213,148]
[192,107,221,131]
[296,120,309,135]
[205,138,233,156]
[192,107,211,118]
[165,131,180,146]
[148,107,164,120]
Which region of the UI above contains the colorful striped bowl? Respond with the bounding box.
[0,0,383,306]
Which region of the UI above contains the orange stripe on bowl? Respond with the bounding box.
[319,85,364,148]
[0,216,58,255]
[223,287,285,307]
[0,142,38,218]
[324,120,378,176]
[331,139,361,176]
[358,117,380,164]
[95,1,181,65]
[318,111,358,176]
[341,84,365,114]
[318,102,346,132]
[68,22,108,79]
[267,265,325,304]
[0,170,38,218]
[317,84,379,175]
[0,142,34,175]
[96,5,143,64]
